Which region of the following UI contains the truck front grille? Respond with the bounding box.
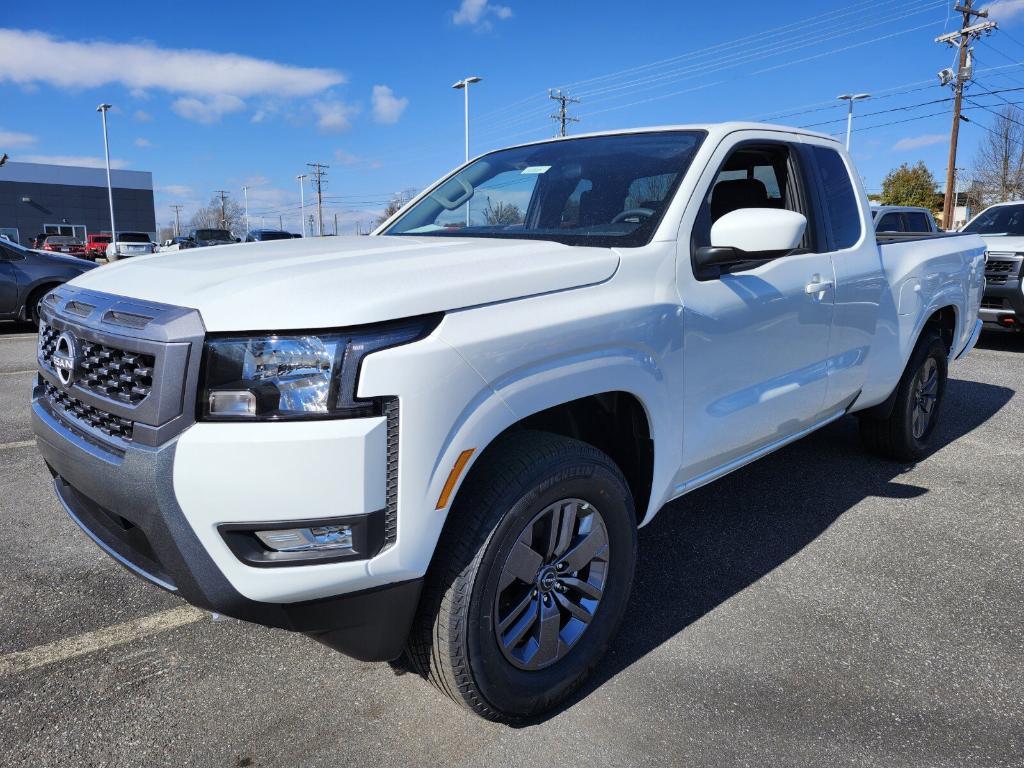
[39,323,155,404]
[44,381,135,441]
[985,257,1022,286]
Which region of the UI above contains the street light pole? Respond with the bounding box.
[452,76,483,164]
[837,93,870,151]
[296,174,307,237]
[96,103,117,249]
[452,76,482,226]
[242,185,250,235]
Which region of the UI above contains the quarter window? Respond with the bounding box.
[811,146,862,249]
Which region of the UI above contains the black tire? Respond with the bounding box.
[24,286,52,326]
[859,329,948,461]
[406,430,637,722]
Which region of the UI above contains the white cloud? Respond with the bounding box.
[0,29,346,98]
[22,154,128,169]
[892,134,946,151]
[157,184,192,197]
[334,149,361,165]
[371,85,408,124]
[133,109,153,122]
[452,0,512,29]
[313,99,359,133]
[134,137,151,147]
[984,0,1024,21]
[171,94,245,124]
[0,128,37,147]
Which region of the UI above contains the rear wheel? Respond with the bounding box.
[859,330,948,461]
[406,430,637,721]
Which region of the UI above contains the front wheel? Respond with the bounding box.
[406,431,637,721]
[859,329,948,461]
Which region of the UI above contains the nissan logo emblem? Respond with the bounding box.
[51,331,79,388]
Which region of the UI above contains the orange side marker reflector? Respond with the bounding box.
[436,449,475,510]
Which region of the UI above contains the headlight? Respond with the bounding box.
[200,316,439,420]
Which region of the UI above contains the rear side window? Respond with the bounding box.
[876,212,903,232]
[812,146,861,249]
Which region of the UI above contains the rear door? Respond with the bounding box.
[802,141,885,409]
[676,133,837,483]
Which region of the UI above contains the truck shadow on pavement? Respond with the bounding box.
[0,321,36,336]
[527,376,1015,725]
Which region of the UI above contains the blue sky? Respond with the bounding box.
[3,0,1024,234]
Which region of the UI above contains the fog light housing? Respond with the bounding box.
[255,525,353,553]
[218,512,385,567]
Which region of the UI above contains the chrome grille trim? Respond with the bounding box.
[35,287,206,448]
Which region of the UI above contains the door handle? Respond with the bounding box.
[805,277,834,295]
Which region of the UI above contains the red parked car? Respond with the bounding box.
[41,235,87,257]
[85,233,112,259]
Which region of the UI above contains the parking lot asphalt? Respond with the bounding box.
[0,320,1021,768]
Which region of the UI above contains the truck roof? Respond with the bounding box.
[498,122,839,153]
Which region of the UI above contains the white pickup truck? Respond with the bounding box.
[32,123,985,722]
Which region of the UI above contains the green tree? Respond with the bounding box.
[880,161,939,208]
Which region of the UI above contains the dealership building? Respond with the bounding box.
[0,161,156,246]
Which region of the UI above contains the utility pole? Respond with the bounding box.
[548,89,580,137]
[937,1,997,228]
[214,190,230,230]
[306,162,328,236]
[170,204,183,236]
[334,212,339,236]
[279,214,283,231]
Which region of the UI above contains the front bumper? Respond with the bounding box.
[33,393,421,662]
[979,282,1024,328]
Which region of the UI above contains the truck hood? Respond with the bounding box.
[976,234,1024,253]
[68,235,620,331]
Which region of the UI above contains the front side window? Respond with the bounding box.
[963,204,1024,235]
[691,142,815,254]
[383,131,705,247]
[812,146,862,249]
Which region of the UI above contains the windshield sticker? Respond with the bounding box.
[521,166,551,175]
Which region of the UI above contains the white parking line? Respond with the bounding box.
[0,606,205,677]
[0,334,37,342]
[0,369,36,376]
[0,440,35,450]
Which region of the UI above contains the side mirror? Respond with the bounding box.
[695,208,807,270]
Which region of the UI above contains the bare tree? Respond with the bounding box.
[189,195,246,236]
[374,188,418,228]
[970,105,1024,207]
[483,198,523,226]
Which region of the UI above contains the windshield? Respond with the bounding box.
[383,131,705,247]
[962,204,1024,235]
[90,235,112,243]
[255,231,292,241]
[46,236,78,244]
[195,229,232,240]
[118,233,151,243]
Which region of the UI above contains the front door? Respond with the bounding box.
[676,136,836,485]
[0,245,21,317]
